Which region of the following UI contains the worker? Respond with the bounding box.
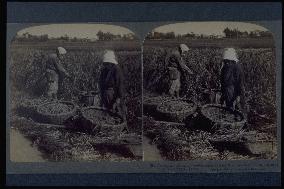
[165,53,182,97]
[178,44,193,74]
[99,50,127,124]
[220,48,245,112]
[45,47,70,100]
[165,44,193,97]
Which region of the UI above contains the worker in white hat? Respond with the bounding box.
[179,44,190,55]
[45,46,70,100]
[99,50,127,128]
[220,48,245,112]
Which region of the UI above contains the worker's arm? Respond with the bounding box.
[179,58,193,74]
[54,57,70,77]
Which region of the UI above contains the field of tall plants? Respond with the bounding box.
[143,46,277,131]
[9,42,142,161]
[10,44,142,131]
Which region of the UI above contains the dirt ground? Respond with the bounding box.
[143,136,163,161]
[10,128,46,162]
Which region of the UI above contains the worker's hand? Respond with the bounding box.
[116,98,121,105]
[236,96,241,104]
[187,68,194,75]
[66,73,71,78]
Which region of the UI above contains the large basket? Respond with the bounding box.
[200,104,246,131]
[143,95,172,116]
[16,98,49,119]
[156,99,197,123]
[36,101,77,125]
[80,106,126,135]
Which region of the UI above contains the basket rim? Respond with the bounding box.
[156,98,197,114]
[200,87,221,93]
[143,96,172,105]
[200,103,246,125]
[37,101,76,116]
[80,106,125,126]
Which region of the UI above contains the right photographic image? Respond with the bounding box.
[142,22,277,161]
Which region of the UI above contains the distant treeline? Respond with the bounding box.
[143,37,275,49]
[12,30,138,43]
[146,27,273,40]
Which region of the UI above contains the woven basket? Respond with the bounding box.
[16,98,49,120]
[200,104,246,131]
[143,95,172,116]
[80,106,126,135]
[156,99,197,123]
[36,101,77,125]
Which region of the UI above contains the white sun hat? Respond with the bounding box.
[179,44,190,53]
[223,48,239,62]
[57,47,67,55]
[103,50,118,65]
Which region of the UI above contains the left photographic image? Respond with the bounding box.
[9,24,142,162]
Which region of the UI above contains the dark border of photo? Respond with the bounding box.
[2,1,282,187]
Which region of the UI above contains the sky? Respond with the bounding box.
[17,24,135,39]
[153,22,269,36]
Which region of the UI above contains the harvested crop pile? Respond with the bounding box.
[143,116,276,160]
[218,150,255,160]
[242,131,275,142]
[14,97,50,119]
[211,130,275,143]
[144,96,164,105]
[19,97,49,108]
[82,108,122,125]
[211,131,246,142]
[158,100,195,112]
[38,102,74,115]
[11,115,140,161]
[203,106,242,123]
[143,94,173,117]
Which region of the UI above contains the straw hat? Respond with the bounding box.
[179,44,189,53]
[223,48,238,62]
[103,50,118,65]
[57,47,67,55]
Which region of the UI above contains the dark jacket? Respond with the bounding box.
[221,61,245,99]
[99,63,125,99]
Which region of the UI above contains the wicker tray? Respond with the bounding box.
[80,106,126,135]
[143,95,172,116]
[36,101,77,125]
[156,99,197,123]
[200,104,246,131]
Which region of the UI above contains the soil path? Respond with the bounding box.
[10,128,46,162]
[143,136,163,161]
